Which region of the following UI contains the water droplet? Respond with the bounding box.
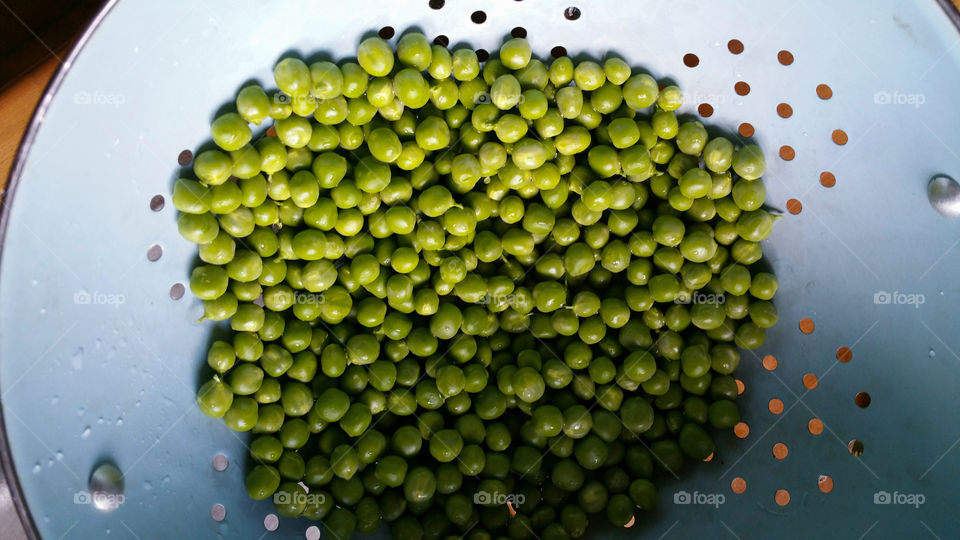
[929,349,936,358]
[32,463,41,474]
[115,417,123,426]
[51,395,59,405]
[39,308,46,315]
[161,475,171,485]
[135,400,141,408]
[143,480,152,491]
[81,426,92,439]
[71,348,84,371]
[939,290,945,296]
[928,174,960,218]
[97,417,105,425]
[47,458,53,468]
[107,346,117,359]
[56,451,63,461]
[77,406,86,416]
[89,462,124,513]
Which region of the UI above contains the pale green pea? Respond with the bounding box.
[256,137,288,174]
[429,79,459,110]
[603,58,632,85]
[357,37,395,77]
[500,38,532,70]
[556,87,584,119]
[658,85,683,111]
[313,96,349,125]
[340,62,369,98]
[274,57,312,96]
[309,62,343,100]
[367,77,395,108]
[346,98,378,126]
[549,56,574,86]
[452,49,480,81]
[429,45,453,79]
[393,68,430,109]
[622,74,659,110]
[491,75,522,110]
[573,61,606,91]
[397,33,433,71]
[237,85,270,125]
[518,90,548,119]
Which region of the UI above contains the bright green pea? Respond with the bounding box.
[676,121,708,155]
[357,37,395,77]
[623,74,659,109]
[555,126,592,155]
[308,61,343,100]
[429,45,453,79]
[194,150,233,185]
[603,57,631,85]
[452,48,480,81]
[573,61,605,90]
[736,210,776,241]
[397,33,432,70]
[518,89,548,119]
[556,86,584,119]
[658,85,683,111]
[732,144,766,180]
[591,83,623,114]
[275,115,312,148]
[731,179,766,212]
[491,74,522,110]
[274,57,311,96]
[393,68,430,108]
[415,116,451,151]
[313,95,349,125]
[704,137,734,172]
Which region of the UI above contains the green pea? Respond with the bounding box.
[429,45,453,79]
[732,144,766,180]
[676,121,708,155]
[357,37,395,77]
[556,86,584,119]
[210,112,252,152]
[245,464,281,500]
[495,37,530,69]
[452,48,481,81]
[736,210,776,241]
[491,74,522,110]
[397,32,432,70]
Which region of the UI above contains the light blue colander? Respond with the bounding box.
[2,0,960,538]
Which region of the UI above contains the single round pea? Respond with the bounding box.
[357,37,395,77]
[397,32,432,70]
[491,74,522,110]
[500,37,532,69]
[732,144,766,180]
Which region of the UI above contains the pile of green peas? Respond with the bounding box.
[180,33,778,540]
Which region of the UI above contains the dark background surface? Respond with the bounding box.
[0,0,106,91]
